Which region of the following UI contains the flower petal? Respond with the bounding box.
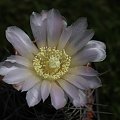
[66,29,94,56]
[22,75,41,92]
[78,90,87,106]
[47,9,65,47]
[6,55,32,68]
[50,82,67,109]
[80,75,102,88]
[71,47,106,66]
[58,79,87,107]
[68,17,88,43]
[86,40,106,50]
[41,80,51,102]
[57,26,72,50]
[26,84,41,107]
[3,68,33,84]
[73,90,87,107]
[58,79,79,100]
[30,11,47,48]
[0,65,17,76]
[63,74,86,90]
[63,74,101,89]
[6,26,38,59]
[0,61,27,76]
[69,66,98,76]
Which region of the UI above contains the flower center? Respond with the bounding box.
[32,47,71,80]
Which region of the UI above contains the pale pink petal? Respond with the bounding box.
[86,40,106,50]
[0,61,24,76]
[30,11,47,47]
[22,75,41,92]
[73,90,87,107]
[63,74,101,90]
[80,75,102,88]
[65,29,94,56]
[3,68,33,84]
[68,66,98,76]
[6,26,38,59]
[26,84,41,107]
[71,47,106,66]
[41,80,51,102]
[47,9,65,47]
[68,17,88,44]
[57,79,86,107]
[0,65,17,76]
[57,26,72,50]
[50,82,67,109]
[6,55,32,68]
[78,90,87,106]
[57,79,79,100]
[63,74,86,90]
[64,17,93,55]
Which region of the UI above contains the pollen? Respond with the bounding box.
[32,47,71,80]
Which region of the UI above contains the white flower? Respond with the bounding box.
[0,9,106,109]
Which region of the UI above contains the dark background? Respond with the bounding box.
[0,0,119,120]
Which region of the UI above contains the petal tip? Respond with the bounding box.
[52,99,66,110]
[6,26,17,32]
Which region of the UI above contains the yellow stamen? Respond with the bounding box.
[33,47,71,80]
